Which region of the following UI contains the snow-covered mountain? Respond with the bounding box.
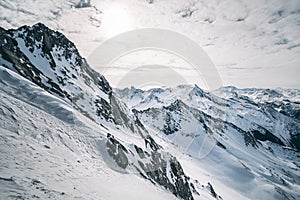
[0,23,299,200]
[0,23,206,200]
[115,84,300,199]
[0,22,135,128]
[115,85,300,150]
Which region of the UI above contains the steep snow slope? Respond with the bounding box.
[0,66,224,200]
[0,66,181,200]
[0,23,154,138]
[0,24,223,200]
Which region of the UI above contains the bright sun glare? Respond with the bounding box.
[102,3,133,37]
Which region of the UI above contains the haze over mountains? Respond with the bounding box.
[0,23,299,200]
[0,0,300,199]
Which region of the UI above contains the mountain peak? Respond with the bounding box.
[189,84,206,97]
[29,22,48,31]
[0,23,113,121]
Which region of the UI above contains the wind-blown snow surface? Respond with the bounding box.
[0,67,181,200]
[0,66,232,200]
[0,0,299,88]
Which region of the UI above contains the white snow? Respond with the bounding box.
[116,84,300,199]
[0,66,179,200]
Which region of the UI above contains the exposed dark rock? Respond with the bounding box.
[216,141,226,149]
[106,134,129,169]
[74,0,91,8]
[252,129,284,146]
[206,182,222,199]
[104,134,194,200]
[290,133,300,151]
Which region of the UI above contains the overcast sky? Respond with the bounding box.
[1,0,299,89]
